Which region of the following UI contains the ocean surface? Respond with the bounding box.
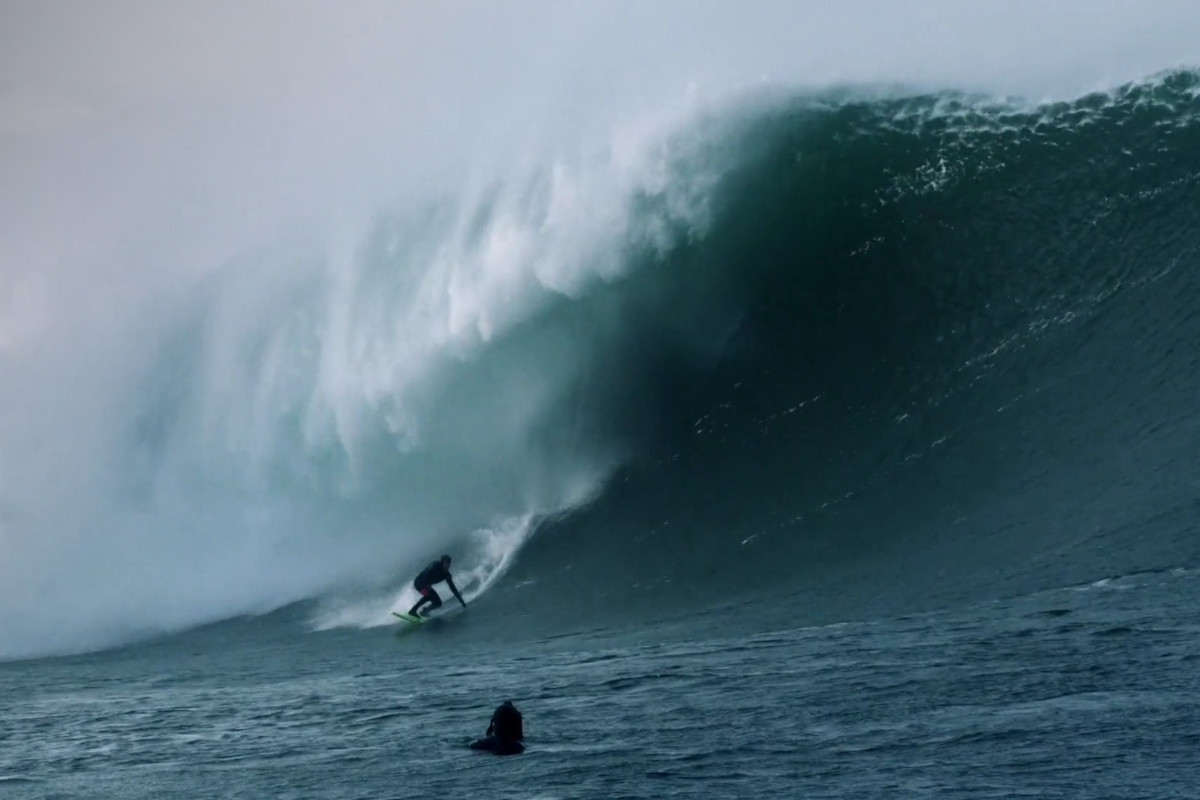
[4,64,1200,797]
[3,569,1199,798]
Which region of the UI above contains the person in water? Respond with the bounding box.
[470,700,524,755]
[407,555,466,618]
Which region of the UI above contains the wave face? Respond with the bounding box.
[505,72,1200,628]
[4,68,1200,658]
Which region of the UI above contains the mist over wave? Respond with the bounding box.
[0,100,714,658]
[3,3,1200,659]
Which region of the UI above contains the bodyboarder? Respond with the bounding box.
[470,700,524,755]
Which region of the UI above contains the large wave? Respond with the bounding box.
[505,73,1200,629]
[4,5,1200,659]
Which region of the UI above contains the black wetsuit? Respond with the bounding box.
[470,701,524,755]
[487,701,523,740]
[407,560,465,617]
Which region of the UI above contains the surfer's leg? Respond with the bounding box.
[424,588,443,614]
[409,586,433,616]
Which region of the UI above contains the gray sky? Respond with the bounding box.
[4,1,1199,138]
[2,1,1196,237]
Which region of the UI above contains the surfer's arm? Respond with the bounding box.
[447,576,467,607]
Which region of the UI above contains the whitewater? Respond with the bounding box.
[2,3,1200,797]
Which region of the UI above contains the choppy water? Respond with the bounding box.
[4,567,1196,798]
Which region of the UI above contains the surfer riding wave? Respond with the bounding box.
[407,555,467,618]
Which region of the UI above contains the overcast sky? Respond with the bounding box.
[4,1,1199,135]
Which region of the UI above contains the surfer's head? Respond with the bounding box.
[440,554,452,566]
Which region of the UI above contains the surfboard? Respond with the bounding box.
[392,611,425,625]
